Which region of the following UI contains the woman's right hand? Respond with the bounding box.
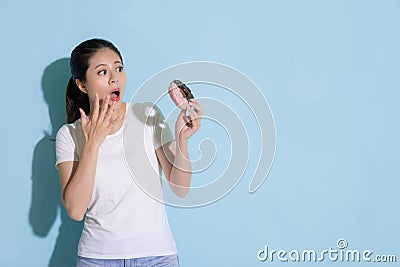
[79,93,121,148]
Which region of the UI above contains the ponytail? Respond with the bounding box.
[66,77,90,123]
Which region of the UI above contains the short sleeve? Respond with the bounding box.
[55,125,79,168]
[152,105,175,150]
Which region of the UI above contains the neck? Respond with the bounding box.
[112,101,126,120]
[108,101,126,135]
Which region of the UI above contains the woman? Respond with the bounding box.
[55,38,202,267]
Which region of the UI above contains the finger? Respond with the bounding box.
[181,108,195,127]
[178,101,189,110]
[179,108,186,118]
[187,105,201,121]
[189,100,203,115]
[110,114,123,129]
[79,108,87,127]
[189,99,200,105]
[99,94,110,120]
[92,93,100,123]
[187,108,201,130]
[105,100,116,120]
[183,114,193,128]
[189,99,201,107]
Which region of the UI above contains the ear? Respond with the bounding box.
[75,79,88,94]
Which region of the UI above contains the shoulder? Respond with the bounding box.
[56,120,80,136]
[55,120,83,144]
[128,101,159,113]
[127,102,163,122]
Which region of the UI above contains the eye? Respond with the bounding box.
[98,70,107,75]
[116,66,124,72]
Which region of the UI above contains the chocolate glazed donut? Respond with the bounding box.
[173,79,194,101]
[168,79,195,127]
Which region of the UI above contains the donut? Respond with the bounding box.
[168,79,195,127]
[168,79,194,109]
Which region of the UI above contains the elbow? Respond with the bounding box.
[68,210,85,221]
[63,201,85,221]
[169,174,191,198]
[175,188,190,198]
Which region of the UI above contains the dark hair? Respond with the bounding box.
[66,38,123,123]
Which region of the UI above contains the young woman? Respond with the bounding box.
[55,38,202,267]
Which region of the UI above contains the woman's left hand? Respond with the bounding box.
[175,99,203,141]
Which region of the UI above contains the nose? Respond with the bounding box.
[109,73,119,84]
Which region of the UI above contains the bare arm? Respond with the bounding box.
[156,139,190,198]
[57,143,100,221]
[156,99,202,198]
[57,94,122,221]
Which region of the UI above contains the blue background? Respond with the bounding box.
[0,0,399,266]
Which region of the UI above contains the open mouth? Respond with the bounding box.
[110,88,121,101]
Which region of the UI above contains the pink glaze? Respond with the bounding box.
[168,81,188,109]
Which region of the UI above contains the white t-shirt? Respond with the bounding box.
[55,102,177,259]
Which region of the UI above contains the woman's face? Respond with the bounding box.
[77,48,127,111]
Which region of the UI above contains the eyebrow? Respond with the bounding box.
[94,61,123,69]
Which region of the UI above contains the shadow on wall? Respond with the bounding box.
[29,58,83,267]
